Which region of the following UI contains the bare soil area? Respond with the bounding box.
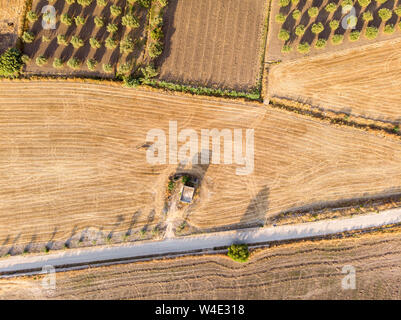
[2,81,401,252]
[268,37,401,123]
[157,0,268,92]
[2,228,401,299]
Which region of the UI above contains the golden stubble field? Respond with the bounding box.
[2,229,401,299]
[1,81,401,251]
[268,37,401,123]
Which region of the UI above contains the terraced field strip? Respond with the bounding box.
[2,81,401,252]
[158,0,268,91]
[268,37,401,123]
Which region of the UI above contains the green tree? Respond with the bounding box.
[139,0,151,8]
[70,36,84,48]
[281,44,292,53]
[362,11,373,22]
[94,16,104,28]
[105,36,118,49]
[77,0,93,7]
[151,27,163,41]
[110,5,122,17]
[308,7,319,18]
[0,48,22,77]
[378,8,392,22]
[61,14,73,26]
[365,26,378,39]
[275,13,286,23]
[89,37,101,49]
[67,57,81,69]
[297,42,310,53]
[311,22,324,34]
[315,38,327,49]
[292,9,301,20]
[74,16,86,26]
[325,2,337,13]
[227,244,249,263]
[295,24,305,36]
[21,54,31,64]
[384,24,395,34]
[149,42,163,58]
[103,63,113,73]
[329,20,339,30]
[35,55,48,66]
[97,0,107,6]
[87,58,97,71]
[278,29,290,41]
[26,11,38,23]
[53,58,63,68]
[349,30,360,41]
[331,34,344,45]
[279,0,290,7]
[358,0,371,7]
[107,23,118,33]
[22,31,35,43]
[57,35,69,46]
[395,6,401,17]
[120,37,135,54]
[66,0,76,4]
[122,14,140,29]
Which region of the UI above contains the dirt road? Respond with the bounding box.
[1,207,401,277]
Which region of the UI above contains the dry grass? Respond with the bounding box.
[0,0,25,52]
[268,37,401,123]
[157,0,268,91]
[3,227,401,299]
[2,81,401,252]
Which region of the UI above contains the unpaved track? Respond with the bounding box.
[268,38,401,123]
[1,207,401,276]
[2,81,401,250]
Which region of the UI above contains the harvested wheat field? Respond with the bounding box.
[3,228,401,299]
[268,37,401,123]
[2,81,401,252]
[157,0,268,91]
[0,0,25,52]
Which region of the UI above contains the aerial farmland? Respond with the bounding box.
[0,0,401,303]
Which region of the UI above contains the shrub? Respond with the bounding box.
[122,14,140,29]
[97,0,107,6]
[105,36,118,49]
[42,35,51,42]
[53,58,63,68]
[103,63,113,73]
[362,11,373,22]
[158,0,168,7]
[297,42,310,53]
[227,244,249,263]
[325,2,337,13]
[66,0,76,4]
[331,34,344,45]
[291,0,300,5]
[110,5,122,17]
[107,23,118,33]
[139,0,151,8]
[365,26,378,39]
[117,62,133,75]
[384,24,395,34]
[376,0,388,3]
[341,0,353,7]
[281,44,292,53]
[87,58,97,71]
[308,7,319,18]
[292,9,301,20]
[329,20,339,30]
[349,30,360,41]
[311,22,324,34]
[295,24,305,36]
[61,14,73,26]
[74,16,86,26]
[150,27,163,41]
[358,0,371,7]
[89,37,101,49]
[0,48,22,77]
[22,31,35,44]
[21,54,30,64]
[26,11,38,23]
[141,64,158,79]
[378,8,392,22]
[67,57,81,69]
[275,13,286,23]
[57,35,69,46]
[120,37,135,54]
[77,0,93,6]
[315,38,327,49]
[395,6,401,17]
[279,0,290,7]
[94,16,104,28]
[70,36,84,48]
[149,42,163,58]
[278,29,290,41]
[35,55,48,66]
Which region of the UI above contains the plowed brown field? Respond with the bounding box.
[157,0,268,91]
[268,37,401,123]
[1,81,401,251]
[3,229,401,299]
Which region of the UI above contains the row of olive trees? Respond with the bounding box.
[278,0,396,9]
